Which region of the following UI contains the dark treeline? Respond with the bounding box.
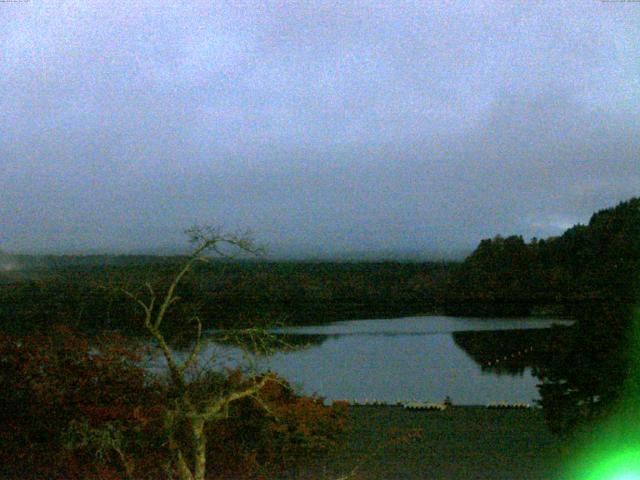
[449,197,640,435]
[2,198,637,338]
[445,197,640,318]
[532,198,639,436]
[0,258,454,334]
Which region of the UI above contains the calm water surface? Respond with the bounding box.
[190,316,572,406]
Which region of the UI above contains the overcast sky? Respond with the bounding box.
[1,1,639,257]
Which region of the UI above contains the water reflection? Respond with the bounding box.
[268,315,567,336]
[210,332,330,351]
[160,316,573,405]
[452,327,573,377]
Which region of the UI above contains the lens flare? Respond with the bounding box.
[564,307,640,480]
[579,449,640,480]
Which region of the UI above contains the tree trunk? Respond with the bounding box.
[165,410,196,480]
[193,417,207,480]
[176,449,195,480]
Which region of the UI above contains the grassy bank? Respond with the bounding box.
[297,405,565,480]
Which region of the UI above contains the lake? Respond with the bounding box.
[179,316,572,406]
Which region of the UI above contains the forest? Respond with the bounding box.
[3,199,637,335]
[445,197,640,318]
[0,256,454,334]
[0,197,638,478]
[449,197,640,436]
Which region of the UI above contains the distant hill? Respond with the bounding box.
[444,197,640,317]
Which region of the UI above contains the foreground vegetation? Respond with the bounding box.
[0,325,347,479]
[0,228,349,479]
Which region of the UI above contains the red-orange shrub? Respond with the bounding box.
[205,372,348,479]
[0,325,167,479]
[0,327,348,479]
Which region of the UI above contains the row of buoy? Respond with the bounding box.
[403,401,448,411]
[337,399,533,410]
[336,398,451,408]
[341,399,450,408]
[342,399,390,406]
[486,347,535,366]
[486,402,530,409]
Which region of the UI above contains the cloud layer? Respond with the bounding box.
[1,1,638,256]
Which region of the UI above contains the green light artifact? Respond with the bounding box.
[572,447,640,480]
[564,307,640,480]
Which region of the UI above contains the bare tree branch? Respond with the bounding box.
[121,225,273,480]
[198,373,277,422]
[120,288,151,316]
[179,316,203,374]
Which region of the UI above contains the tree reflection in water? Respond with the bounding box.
[453,326,573,377]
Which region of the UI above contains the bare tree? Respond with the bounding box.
[122,226,278,480]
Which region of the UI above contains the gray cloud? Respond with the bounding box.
[1,1,638,257]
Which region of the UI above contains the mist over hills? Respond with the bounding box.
[0,244,469,264]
